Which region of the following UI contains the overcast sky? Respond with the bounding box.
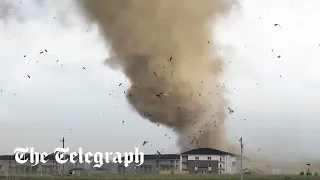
[1,0,320,162]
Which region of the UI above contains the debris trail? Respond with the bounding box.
[78,0,234,152]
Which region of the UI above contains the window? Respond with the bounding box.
[195,163,198,167]
[208,157,211,160]
[232,161,236,166]
[208,163,212,167]
[195,157,199,160]
[220,157,222,161]
[219,164,222,169]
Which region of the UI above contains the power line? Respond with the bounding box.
[240,137,243,180]
[60,137,65,179]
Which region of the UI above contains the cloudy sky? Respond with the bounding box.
[1,0,320,161]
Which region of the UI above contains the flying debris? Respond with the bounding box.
[78,0,234,152]
[228,107,234,114]
[157,151,161,155]
[26,75,30,78]
[142,141,148,146]
[274,23,281,28]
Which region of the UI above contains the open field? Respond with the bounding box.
[4,174,320,180]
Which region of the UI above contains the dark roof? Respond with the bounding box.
[0,155,15,160]
[145,154,179,160]
[121,154,179,161]
[182,148,234,156]
[0,153,84,161]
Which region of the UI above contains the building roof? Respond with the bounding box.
[0,155,15,160]
[145,154,180,160]
[181,148,234,156]
[0,153,84,161]
[121,154,179,161]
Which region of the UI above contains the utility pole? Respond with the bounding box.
[60,137,65,178]
[240,137,244,180]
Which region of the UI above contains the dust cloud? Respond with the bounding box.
[78,0,235,152]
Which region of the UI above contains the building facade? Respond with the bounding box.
[118,154,180,173]
[0,154,96,177]
[119,148,246,175]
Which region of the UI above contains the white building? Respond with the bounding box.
[180,148,239,174]
[119,148,250,174]
[0,153,90,177]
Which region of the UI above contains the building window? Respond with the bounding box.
[208,157,211,160]
[219,164,222,169]
[232,161,236,166]
[195,163,198,167]
[195,157,199,160]
[208,163,212,167]
[220,157,222,161]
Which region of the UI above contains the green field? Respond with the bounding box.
[8,174,320,180]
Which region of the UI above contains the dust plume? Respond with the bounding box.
[78,0,235,152]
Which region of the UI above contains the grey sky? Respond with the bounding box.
[1,0,320,161]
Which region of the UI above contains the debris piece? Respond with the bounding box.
[142,141,148,146]
[274,23,281,27]
[228,107,234,114]
[119,83,122,86]
[27,75,30,78]
[169,57,172,61]
[277,55,281,58]
[45,49,48,52]
[23,55,26,57]
[83,67,86,69]
[122,121,124,124]
[154,72,157,77]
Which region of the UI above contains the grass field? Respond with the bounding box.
[6,174,320,180]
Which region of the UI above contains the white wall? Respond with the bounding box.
[185,155,238,174]
[187,155,222,161]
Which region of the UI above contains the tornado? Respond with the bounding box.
[78,0,234,152]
